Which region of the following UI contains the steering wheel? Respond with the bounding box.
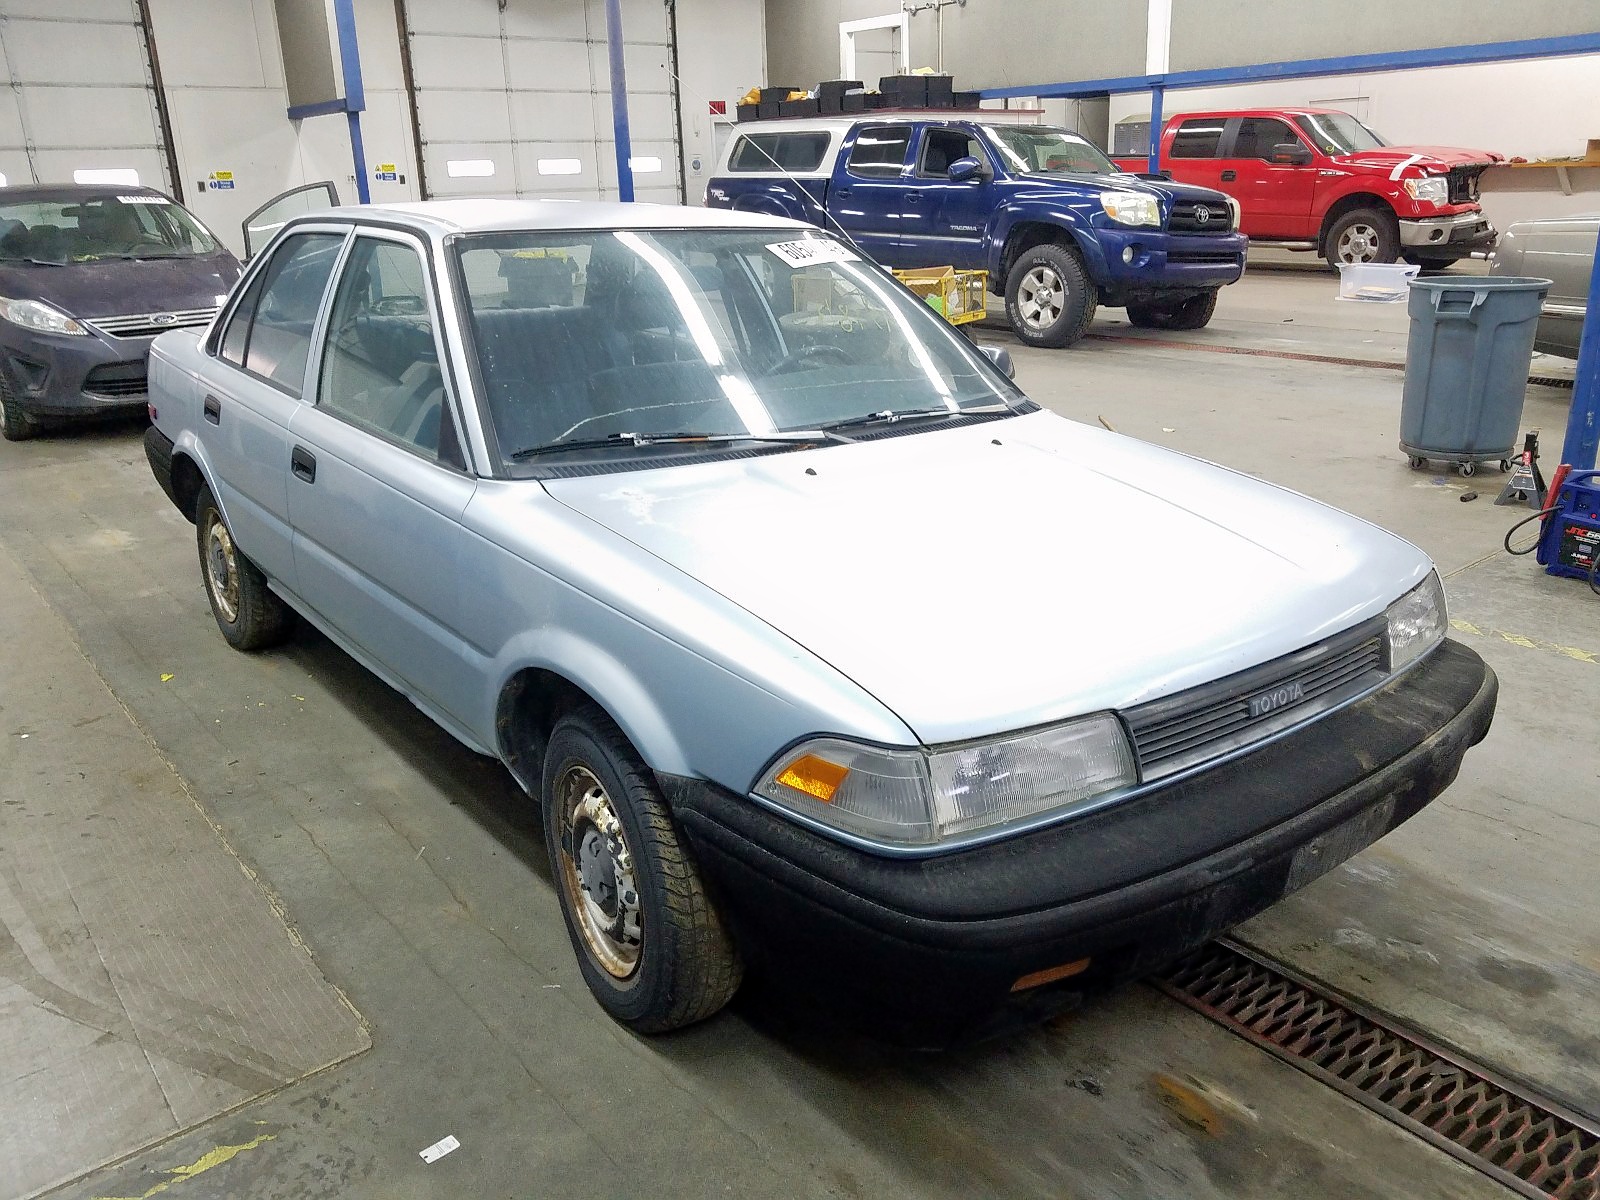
[764,344,855,375]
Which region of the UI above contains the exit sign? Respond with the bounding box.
[708,100,726,115]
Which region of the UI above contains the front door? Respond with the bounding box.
[900,125,993,270]
[1221,117,1317,239]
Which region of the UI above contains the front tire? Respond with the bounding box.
[1325,207,1400,267]
[1004,242,1096,348]
[1126,290,1219,331]
[543,705,741,1033]
[195,484,291,651]
[0,375,40,441]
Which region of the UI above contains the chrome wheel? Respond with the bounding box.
[203,511,241,625]
[1336,222,1383,264]
[555,764,642,980]
[1016,265,1065,331]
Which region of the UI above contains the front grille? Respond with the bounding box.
[89,306,217,340]
[1447,167,1482,205]
[1167,200,1234,233]
[83,361,148,398]
[1125,616,1388,780]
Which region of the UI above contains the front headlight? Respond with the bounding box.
[1385,571,1447,672]
[753,714,1138,847]
[0,296,87,335]
[1099,190,1161,228]
[1403,176,1449,205]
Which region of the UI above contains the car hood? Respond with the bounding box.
[1334,146,1504,177]
[1026,172,1234,206]
[0,251,241,319]
[544,411,1431,744]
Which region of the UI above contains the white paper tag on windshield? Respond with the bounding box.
[117,195,169,205]
[766,238,858,268]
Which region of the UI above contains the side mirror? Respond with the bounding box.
[1269,142,1312,166]
[980,344,1014,379]
[947,156,984,183]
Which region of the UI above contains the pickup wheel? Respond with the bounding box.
[0,374,39,441]
[1126,290,1219,332]
[195,484,291,651]
[1326,207,1400,267]
[543,704,742,1033]
[1005,242,1096,348]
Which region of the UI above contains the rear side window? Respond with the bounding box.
[846,126,911,177]
[218,232,343,395]
[728,132,831,173]
[1170,118,1225,159]
[1231,117,1301,160]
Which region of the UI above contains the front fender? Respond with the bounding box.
[986,201,1111,283]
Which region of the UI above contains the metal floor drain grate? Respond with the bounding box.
[1154,941,1600,1200]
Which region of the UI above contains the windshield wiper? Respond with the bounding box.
[510,428,848,460]
[0,257,66,267]
[818,403,1013,434]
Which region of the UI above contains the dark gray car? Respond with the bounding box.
[0,183,240,440]
[1488,212,1596,358]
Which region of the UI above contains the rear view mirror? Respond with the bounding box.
[980,344,1015,379]
[1269,142,1312,165]
[947,156,984,183]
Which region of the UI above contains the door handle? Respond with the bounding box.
[203,394,221,424]
[834,187,851,197]
[903,192,922,203]
[290,445,317,484]
[1220,170,1237,182]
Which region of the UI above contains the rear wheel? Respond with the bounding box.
[1004,242,1096,348]
[1125,290,1219,331]
[0,375,39,441]
[195,484,291,651]
[1325,207,1400,267]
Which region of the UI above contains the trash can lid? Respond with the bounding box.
[1408,276,1552,293]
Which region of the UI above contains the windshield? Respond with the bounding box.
[983,126,1117,176]
[453,229,1022,467]
[1293,113,1388,156]
[0,194,220,264]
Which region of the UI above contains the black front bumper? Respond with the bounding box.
[0,327,151,421]
[666,639,1496,1040]
[144,423,181,512]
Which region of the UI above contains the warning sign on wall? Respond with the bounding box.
[206,170,235,191]
[374,162,398,182]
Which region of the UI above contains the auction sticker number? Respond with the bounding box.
[766,238,858,268]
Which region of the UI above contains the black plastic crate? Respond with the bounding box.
[818,79,864,103]
[925,74,954,106]
[779,97,819,117]
[757,100,782,119]
[953,91,982,110]
[879,74,928,105]
[736,103,759,122]
[759,86,798,102]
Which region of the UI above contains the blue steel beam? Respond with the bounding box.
[1560,229,1600,470]
[1147,85,1163,174]
[332,0,370,204]
[605,0,635,202]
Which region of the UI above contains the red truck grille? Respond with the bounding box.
[1446,167,1483,205]
[1167,200,1234,233]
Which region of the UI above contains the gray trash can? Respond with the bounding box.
[1400,276,1551,477]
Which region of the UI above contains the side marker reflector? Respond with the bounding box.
[775,754,850,802]
[1010,958,1091,992]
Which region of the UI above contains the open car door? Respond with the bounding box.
[241,181,341,260]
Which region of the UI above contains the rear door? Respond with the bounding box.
[199,227,348,591]
[1164,116,1228,195]
[833,124,915,267]
[1221,117,1317,239]
[285,229,483,735]
[900,124,993,269]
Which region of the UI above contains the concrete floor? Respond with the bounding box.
[2,261,1593,1199]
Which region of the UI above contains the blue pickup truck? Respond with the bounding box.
[706,116,1247,347]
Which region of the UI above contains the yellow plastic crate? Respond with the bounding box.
[892,265,989,326]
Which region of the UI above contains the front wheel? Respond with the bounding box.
[1325,207,1400,267]
[1004,242,1096,348]
[0,376,39,441]
[543,705,741,1033]
[195,484,291,651]
[1126,290,1219,332]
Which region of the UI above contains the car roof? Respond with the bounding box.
[1171,107,1345,119]
[313,198,813,235]
[728,110,1048,135]
[0,182,172,204]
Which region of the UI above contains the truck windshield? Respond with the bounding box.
[453,229,1024,466]
[1293,113,1388,156]
[983,126,1117,176]
[0,195,220,263]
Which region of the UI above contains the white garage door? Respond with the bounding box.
[0,0,172,191]
[398,0,681,204]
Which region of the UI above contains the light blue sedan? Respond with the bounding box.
[144,200,1496,1041]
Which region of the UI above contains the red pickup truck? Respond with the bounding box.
[1113,108,1501,269]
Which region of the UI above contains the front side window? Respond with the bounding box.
[318,237,445,456]
[452,229,1024,470]
[219,231,343,394]
[0,194,219,264]
[983,126,1115,175]
[1170,118,1225,159]
[1232,117,1302,160]
[1294,112,1388,156]
[917,128,987,177]
[845,126,912,177]
[728,133,832,173]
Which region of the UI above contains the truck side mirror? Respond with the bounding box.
[947,156,984,183]
[1269,142,1312,165]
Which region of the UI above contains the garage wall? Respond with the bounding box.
[0,0,173,191]
[673,0,765,201]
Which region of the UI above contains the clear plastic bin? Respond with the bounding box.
[1336,261,1419,303]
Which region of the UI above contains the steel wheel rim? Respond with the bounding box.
[204,513,241,624]
[1337,223,1381,263]
[556,764,642,980]
[1017,265,1065,329]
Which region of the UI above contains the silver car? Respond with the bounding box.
[144,200,1496,1041]
[1489,212,1596,358]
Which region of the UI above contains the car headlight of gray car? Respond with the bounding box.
[754,714,1138,848]
[1385,570,1447,672]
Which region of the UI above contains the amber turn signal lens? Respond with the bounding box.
[1010,958,1091,992]
[774,753,850,803]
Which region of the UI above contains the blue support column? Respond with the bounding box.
[1560,227,1600,470]
[1146,85,1164,174]
[605,0,635,202]
[332,0,370,203]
